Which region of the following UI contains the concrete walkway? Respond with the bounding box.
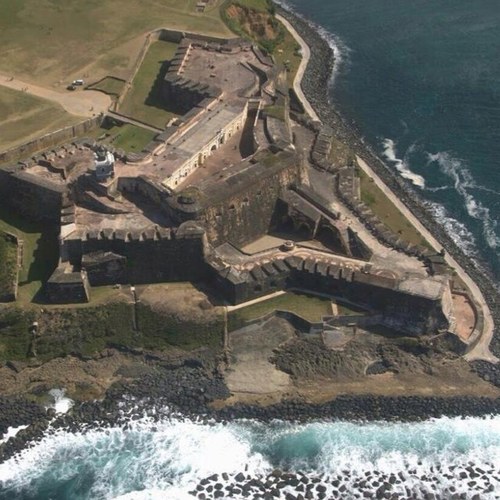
[0,72,111,118]
[356,156,497,363]
[276,14,320,122]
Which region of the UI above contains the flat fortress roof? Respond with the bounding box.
[155,102,244,183]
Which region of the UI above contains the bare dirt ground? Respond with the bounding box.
[225,317,295,398]
[0,350,144,401]
[0,72,111,117]
[221,321,500,407]
[137,283,220,324]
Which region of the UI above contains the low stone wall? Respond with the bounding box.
[0,116,103,165]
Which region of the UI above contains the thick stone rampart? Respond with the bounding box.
[64,222,208,285]
[0,167,66,222]
[209,255,449,335]
[199,153,301,247]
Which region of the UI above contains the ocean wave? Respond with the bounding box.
[0,415,499,499]
[381,138,426,188]
[425,201,478,257]
[427,151,500,250]
[274,0,351,85]
[46,388,74,414]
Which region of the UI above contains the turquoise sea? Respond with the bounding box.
[0,412,499,499]
[1,1,499,498]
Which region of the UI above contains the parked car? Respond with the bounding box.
[66,84,76,91]
[72,79,84,86]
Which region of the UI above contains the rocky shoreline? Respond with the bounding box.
[276,5,500,384]
[0,359,499,465]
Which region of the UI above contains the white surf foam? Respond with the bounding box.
[0,425,28,445]
[427,151,500,251]
[381,138,426,188]
[425,201,478,256]
[47,388,74,414]
[0,415,498,499]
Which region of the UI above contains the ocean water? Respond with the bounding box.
[284,0,500,278]
[0,413,499,499]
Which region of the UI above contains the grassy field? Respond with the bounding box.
[228,291,332,330]
[359,168,430,247]
[91,122,157,152]
[119,40,180,129]
[0,206,59,304]
[0,87,79,152]
[273,28,302,86]
[0,233,18,300]
[0,0,232,87]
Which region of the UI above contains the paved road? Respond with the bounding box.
[356,156,497,363]
[0,72,111,117]
[276,14,320,122]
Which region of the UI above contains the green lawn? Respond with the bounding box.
[119,40,180,129]
[91,121,157,152]
[0,87,79,152]
[0,0,232,87]
[228,291,332,330]
[0,232,18,300]
[273,28,302,86]
[358,169,430,248]
[0,205,58,304]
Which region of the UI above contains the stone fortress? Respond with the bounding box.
[0,30,481,344]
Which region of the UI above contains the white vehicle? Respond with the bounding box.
[72,79,84,86]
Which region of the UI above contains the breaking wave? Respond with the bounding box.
[0,414,499,499]
[381,138,426,188]
[425,200,479,257]
[426,151,500,251]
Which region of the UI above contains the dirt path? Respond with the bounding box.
[356,156,497,363]
[0,72,111,118]
[276,14,320,122]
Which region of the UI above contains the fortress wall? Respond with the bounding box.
[155,28,236,45]
[202,163,300,247]
[0,116,102,165]
[66,226,208,285]
[0,168,65,222]
[211,257,449,334]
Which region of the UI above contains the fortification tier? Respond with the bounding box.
[62,221,208,286]
[168,149,304,247]
[208,252,451,336]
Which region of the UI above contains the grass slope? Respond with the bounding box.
[228,291,332,331]
[359,169,430,248]
[0,87,78,152]
[0,233,18,300]
[0,0,232,86]
[0,206,58,304]
[119,40,180,129]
